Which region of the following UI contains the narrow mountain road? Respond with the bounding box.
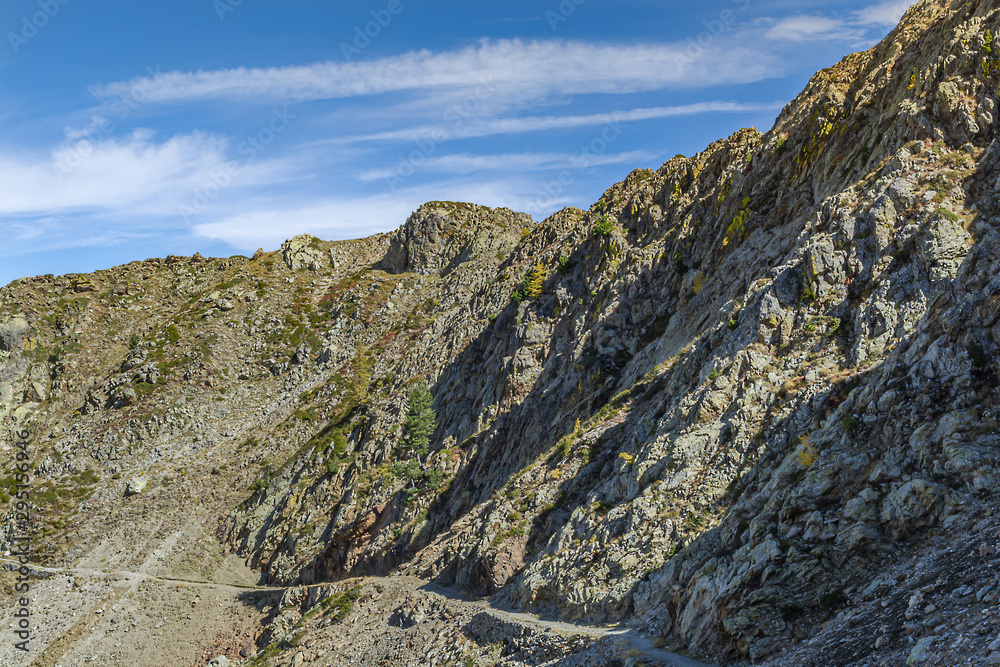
[422,581,712,667]
[0,557,282,593]
[3,558,712,666]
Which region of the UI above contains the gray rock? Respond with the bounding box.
[918,216,972,282]
[281,235,327,271]
[125,477,147,496]
[0,318,30,351]
[771,267,801,305]
[906,635,937,664]
[121,387,138,407]
[880,480,941,539]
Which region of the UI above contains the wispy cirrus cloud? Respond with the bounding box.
[763,15,862,43]
[89,39,783,106]
[191,181,537,250]
[357,150,658,182]
[758,1,915,45]
[854,0,914,27]
[337,101,788,144]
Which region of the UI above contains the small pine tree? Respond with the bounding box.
[402,383,435,456]
[526,263,546,298]
[512,264,547,303]
[345,345,373,407]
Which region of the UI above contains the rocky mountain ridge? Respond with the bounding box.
[2,1,1000,665]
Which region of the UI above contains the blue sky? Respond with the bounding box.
[0,0,914,285]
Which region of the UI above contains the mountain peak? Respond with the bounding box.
[380,201,532,276]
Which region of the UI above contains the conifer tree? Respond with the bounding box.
[402,383,435,456]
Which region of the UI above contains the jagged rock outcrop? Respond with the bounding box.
[281,235,329,271]
[380,202,531,276]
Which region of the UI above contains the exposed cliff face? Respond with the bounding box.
[3,1,1000,665]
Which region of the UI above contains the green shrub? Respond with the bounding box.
[422,468,445,492]
[251,468,272,492]
[592,216,614,236]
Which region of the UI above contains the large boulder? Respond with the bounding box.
[879,479,942,539]
[0,318,30,351]
[281,235,327,271]
[918,215,972,282]
[125,476,148,496]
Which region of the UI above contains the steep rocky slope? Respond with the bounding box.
[3,0,1000,665]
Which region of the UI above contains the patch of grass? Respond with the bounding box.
[320,585,362,623]
[219,275,247,290]
[294,407,319,422]
[132,382,157,398]
[936,207,960,223]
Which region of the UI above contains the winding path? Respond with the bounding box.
[0,557,282,593]
[2,558,711,666]
[423,581,712,667]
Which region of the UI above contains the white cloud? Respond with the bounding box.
[191,199,414,250]
[90,39,782,106]
[336,101,787,144]
[763,16,859,42]
[854,0,914,27]
[192,181,533,250]
[758,2,915,45]
[0,130,298,219]
[357,150,658,182]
